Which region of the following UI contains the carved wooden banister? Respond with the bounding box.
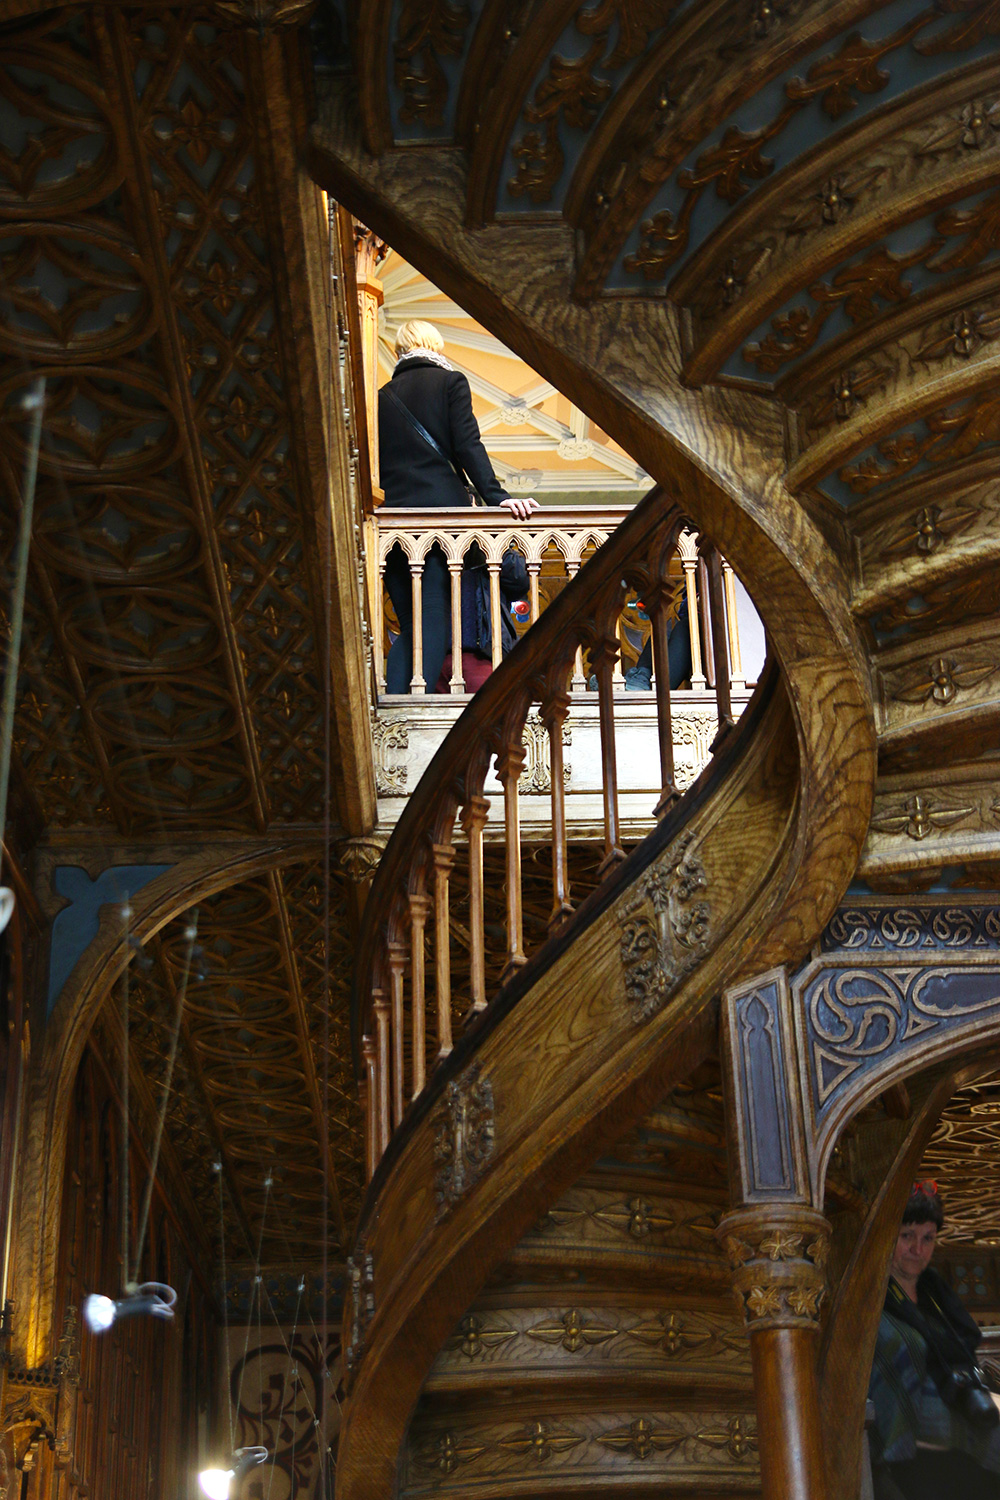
[370,503,738,700]
[355,487,750,1171]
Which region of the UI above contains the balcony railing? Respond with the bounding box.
[355,491,765,1175]
[365,504,750,698]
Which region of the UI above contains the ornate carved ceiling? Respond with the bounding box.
[339,0,1000,893]
[95,862,362,1266]
[0,3,372,838]
[0,5,376,1282]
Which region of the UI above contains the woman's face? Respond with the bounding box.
[891,1220,938,1283]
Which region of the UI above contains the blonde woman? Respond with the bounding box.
[379,320,538,693]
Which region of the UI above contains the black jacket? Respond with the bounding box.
[379,356,509,508]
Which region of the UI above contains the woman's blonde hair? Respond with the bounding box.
[395,319,444,356]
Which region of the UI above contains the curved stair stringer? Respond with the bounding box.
[339,674,841,1500]
[309,82,875,971]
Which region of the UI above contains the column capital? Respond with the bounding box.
[336,834,388,882]
[717,1205,831,1332]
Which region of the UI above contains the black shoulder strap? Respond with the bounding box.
[382,384,465,484]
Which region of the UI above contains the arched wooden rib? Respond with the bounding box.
[772,264,1000,418]
[567,0,885,300]
[463,0,589,227]
[355,0,396,154]
[453,0,533,150]
[676,55,1000,385]
[786,337,1000,495]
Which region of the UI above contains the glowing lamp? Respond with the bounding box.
[199,1448,267,1498]
[83,1281,177,1334]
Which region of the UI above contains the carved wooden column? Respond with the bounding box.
[353,222,388,493]
[720,966,831,1500]
[717,1205,831,1500]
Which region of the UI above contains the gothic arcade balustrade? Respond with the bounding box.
[355,492,758,1176]
[367,505,755,836]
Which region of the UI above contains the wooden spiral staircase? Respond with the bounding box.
[307,6,1000,1497]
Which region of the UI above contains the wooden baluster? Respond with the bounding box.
[704,544,736,744]
[488,560,503,669]
[375,553,386,694]
[448,560,465,693]
[682,556,705,690]
[649,583,679,817]
[722,559,746,692]
[567,562,586,689]
[373,990,391,1156]
[528,562,541,624]
[361,1034,377,1180]
[613,592,626,687]
[542,688,573,931]
[408,891,430,1100]
[592,636,626,871]
[698,556,715,689]
[460,796,489,1014]
[495,738,527,976]
[432,843,456,1057]
[410,559,426,693]
[387,940,407,1127]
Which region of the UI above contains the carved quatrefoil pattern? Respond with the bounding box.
[1,7,345,832]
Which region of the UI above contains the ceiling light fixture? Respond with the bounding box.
[83,1280,177,1334]
[198,1447,268,1498]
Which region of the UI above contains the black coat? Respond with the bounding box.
[379,356,509,508]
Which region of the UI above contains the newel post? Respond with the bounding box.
[719,966,830,1500]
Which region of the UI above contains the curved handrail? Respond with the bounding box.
[354,485,744,1172]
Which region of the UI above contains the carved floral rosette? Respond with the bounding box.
[716,1207,831,1332]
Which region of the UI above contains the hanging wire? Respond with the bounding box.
[0,376,44,908]
[321,189,337,1500]
[131,911,199,1285]
[121,900,132,1294]
[215,1157,236,1456]
[234,1171,272,1433]
[264,1273,305,1500]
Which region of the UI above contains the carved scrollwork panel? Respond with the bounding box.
[433,1060,495,1218]
[619,830,710,1022]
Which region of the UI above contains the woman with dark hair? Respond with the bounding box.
[868,1181,1000,1499]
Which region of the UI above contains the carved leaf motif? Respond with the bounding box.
[806,1236,830,1269]
[915,305,1000,363]
[499,1421,584,1461]
[759,1230,802,1261]
[784,23,918,120]
[840,389,1000,496]
[869,794,976,841]
[745,1285,782,1319]
[806,361,889,430]
[577,0,673,69]
[446,1314,517,1358]
[878,500,980,561]
[787,1285,824,1318]
[931,192,1000,274]
[724,1234,754,1268]
[891,656,998,707]
[623,203,695,278]
[526,1309,619,1351]
[394,0,471,127]
[914,0,1000,56]
[680,121,781,204]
